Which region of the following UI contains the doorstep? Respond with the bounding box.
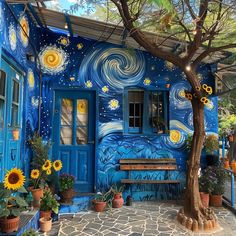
[0,210,39,236]
[59,193,94,214]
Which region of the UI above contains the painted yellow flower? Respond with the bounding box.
[77,43,83,49]
[70,77,75,81]
[196,86,201,91]
[77,100,87,114]
[85,80,93,88]
[30,169,39,179]
[4,168,25,190]
[204,99,209,104]
[185,93,192,100]
[143,78,151,86]
[102,86,109,93]
[206,86,212,95]
[53,160,63,171]
[42,160,52,171]
[202,84,207,90]
[170,130,181,143]
[59,37,69,46]
[46,168,52,175]
[108,99,119,110]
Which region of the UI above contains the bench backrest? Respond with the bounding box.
[119,158,177,170]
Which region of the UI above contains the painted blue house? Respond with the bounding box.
[0,1,219,201]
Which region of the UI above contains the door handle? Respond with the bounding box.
[87,140,95,144]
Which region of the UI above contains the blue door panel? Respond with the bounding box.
[0,56,23,180]
[53,90,95,193]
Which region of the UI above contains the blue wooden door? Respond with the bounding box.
[0,56,23,180]
[53,90,96,193]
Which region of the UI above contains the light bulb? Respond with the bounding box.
[186,65,191,71]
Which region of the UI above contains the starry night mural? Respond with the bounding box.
[0,0,218,200]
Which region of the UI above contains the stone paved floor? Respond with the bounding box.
[39,202,236,236]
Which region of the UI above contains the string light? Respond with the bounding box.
[186,65,191,71]
[64,23,68,29]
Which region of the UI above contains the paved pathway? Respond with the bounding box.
[40,202,236,236]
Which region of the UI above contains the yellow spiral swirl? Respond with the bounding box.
[19,16,29,46]
[42,50,63,69]
[170,130,181,143]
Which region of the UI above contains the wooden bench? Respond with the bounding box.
[120,158,180,186]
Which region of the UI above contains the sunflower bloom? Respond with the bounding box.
[53,160,63,171]
[202,84,207,90]
[204,99,209,104]
[46,168,52,175]
[206,86,212,95]
[4,168,25,190]
[42,160,52,170]
[200,97,207,103]
[30,169,40,179]
[196,86,201,91]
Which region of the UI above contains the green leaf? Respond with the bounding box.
[17,186,28,193]
[0,208,10,218]
[0,189,11,198]
[15,196,28,207]
[52,206,58,214]
[10,208,21,217]
[150,0,174,12]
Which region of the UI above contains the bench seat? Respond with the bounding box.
[121,179,181,184]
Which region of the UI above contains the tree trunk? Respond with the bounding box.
[184,98,205,220]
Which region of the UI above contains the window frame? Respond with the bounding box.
[124,87,169,135]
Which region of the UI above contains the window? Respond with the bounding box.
[0,70,6,129]
[11,80,20,126]
[125,89,169,134]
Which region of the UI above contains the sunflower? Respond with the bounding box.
[202,84,207,90]
[4,168,25,190]
[42,160,52,171]
[200,97,207,103]
[204,99,209,104]
[196,86,201,91]
[206,86,213,95]
[53,160,63,171]
[46,168,52,175]
[30,169,40,179]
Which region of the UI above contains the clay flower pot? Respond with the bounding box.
[0,216,20,233]
[39,217,52,232]
[112,193,124,208]
[60,188,74,204]
[93,201,106,212]
[40,210,52,218]
[210,194,222,207]
[29,187,44,201]
[12,129,20,140]
[200,192,209,208]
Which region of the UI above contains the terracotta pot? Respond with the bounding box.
[12,129,20,140]
[210,194,222,207]
[224,160,230,169]
[60,188,74,204]
[94,201,106,212]
[39,217,52,232]
[29,187,44,201]
[40,210,52,218]
[0,216,20,233]
[200,192,209,208]
[112,193,124,208]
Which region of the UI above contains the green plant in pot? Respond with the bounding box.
[111,184,125,208]
[59,173,76,204]
[92,190,113,212]
[40,190,60,218]
[0,168,28,233]
[205,134,219,166]
[207,164,228,207]
[199,168,213,208]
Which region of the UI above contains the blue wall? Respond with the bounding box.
[0,0,39,177]
[36,28,218,200]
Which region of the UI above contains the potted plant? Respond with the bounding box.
[198,167,213,208]
[40,190,60,218]
[39,217,52,232]
[12,125,20,140]
[59,173,75,204]
[205,134,219,166]
[0,168,28,233]
[29,159,62,207]
[111,184,125,208]
[208,164,228,207]
[92,190,112,212]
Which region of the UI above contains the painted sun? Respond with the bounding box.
[19,15,29,47]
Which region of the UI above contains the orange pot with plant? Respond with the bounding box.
[0,168,28,233]
[39,217,52,232]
